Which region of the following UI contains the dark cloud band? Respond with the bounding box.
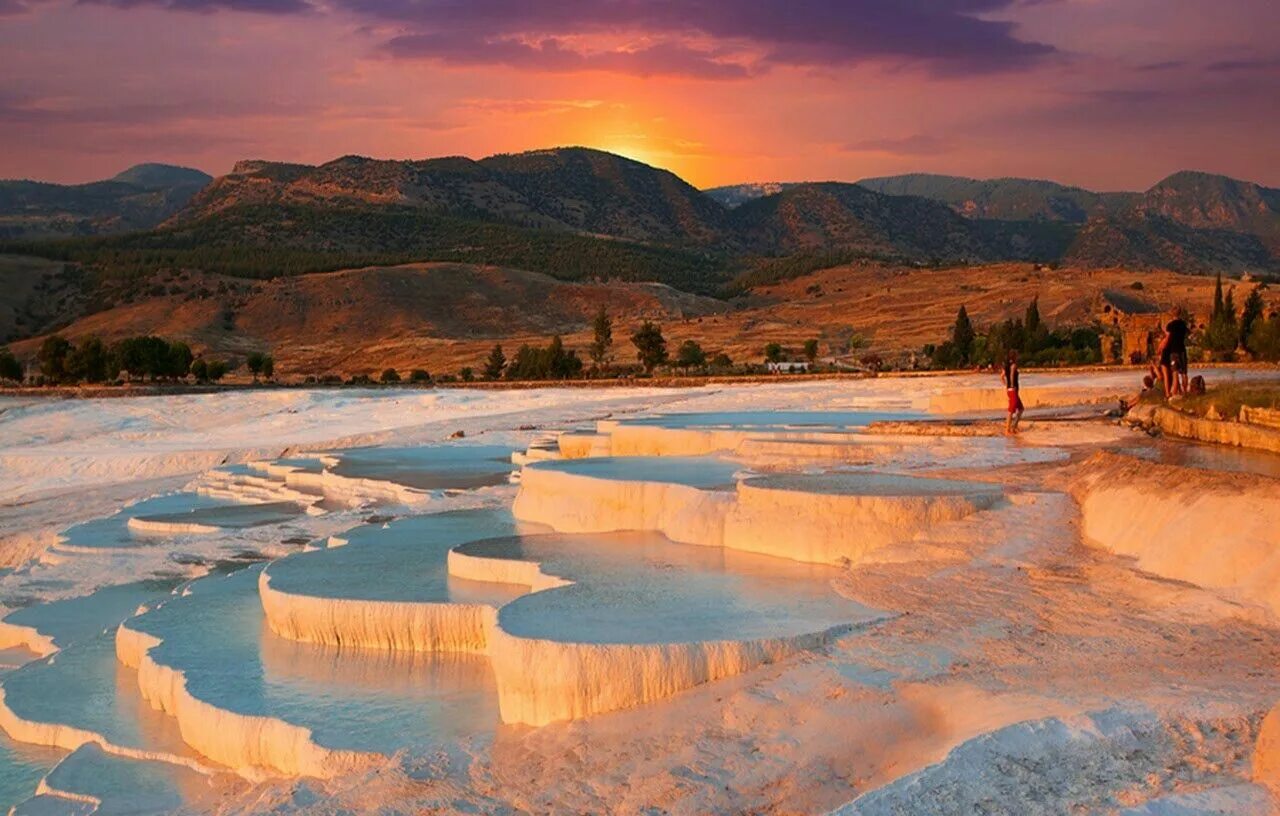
[31,0,1056,77]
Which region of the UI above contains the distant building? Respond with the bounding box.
[1095,290,1173,364]
[766,361,811,374]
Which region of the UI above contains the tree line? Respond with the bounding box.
[1202,275,1279,361]
[0,335,261,386]
[923,280,1280,370]
[924,298,1103,369]
[458,308,831,382]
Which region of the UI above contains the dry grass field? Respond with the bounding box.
[8,259,1276,379]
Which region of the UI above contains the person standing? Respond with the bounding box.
[1156,308,1190,398]
[1001,349,1024,435]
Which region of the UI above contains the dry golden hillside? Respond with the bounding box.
[9,262,727,375]
[539,263,1273,373]
[10,259,1275,378]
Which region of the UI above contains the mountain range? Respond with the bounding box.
[719,169,1280,275]
[851,174,1134,223]
[0,164,212,239]
[2,150,1278,342]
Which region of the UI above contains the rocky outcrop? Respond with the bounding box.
[1130,405,1280,454]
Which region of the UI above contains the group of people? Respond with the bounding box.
[1128,310,1200,408]
[1001,309,1198,435]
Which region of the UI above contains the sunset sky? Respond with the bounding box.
[1,0,1276,189]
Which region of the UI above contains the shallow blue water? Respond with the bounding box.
[0,734,62,814]
[133,500,305,530]
[1114,439,1280,480]
[3,632,193,758]
[746,471,1003,498]
[59,493,239,551]
[0,579,187,809]
[264,509,530,605]
[1,579,181,650]
[10,743,206,816]
[329,444,515,490]
[460,532,879,645]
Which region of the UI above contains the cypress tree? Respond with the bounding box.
[483,344,506,380]
[952,306,975,365]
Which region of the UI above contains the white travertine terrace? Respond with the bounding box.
[125,500,307,536]
[927,384,1125,414]
[0,582,225,786]
[198,460,431,508]
[14,382,1280,811]
[1070,451,1280,617]
[195,468,323,508]
[604,423,874,459]
[11,743,220,816]
[0,685,214,776]
[449,532,875,727]
[560,412,921,461]
[115,620,375,779]
[258,569,497,653]
[512,459,738,549]
[265,533,818,729]
[485,623,842,727]
[514,459,1002,566]
[250,466,881,730]
[0,620,56,658]
[556,431,611,459]
[451,536,842,725]
[552,414,1026,472]
[125,518,228,535]
[723,473,1002,565]
[447,546,571,592]
[255,510,528,654]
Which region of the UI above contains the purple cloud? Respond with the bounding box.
[366,0,1059,76]
[80,0,311,13]
[1136,60,1186,72]
[383,34,752,79]
[4,0,1057,76]
[1206,57,1280,72]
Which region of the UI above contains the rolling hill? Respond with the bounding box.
[178,148,729,246]
[728,182,982,258]
[0,164,212,240]
[6,262,728,374]
[3,150,1280,354]
[1128,171,1280,252]
[855,173,1135,223]
[717,169,1280,276]
[12,258,1263,377]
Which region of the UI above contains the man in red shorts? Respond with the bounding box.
[1002,350,1024,435]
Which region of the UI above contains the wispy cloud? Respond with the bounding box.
[1206,57,1280,72]
[1136,60,1186,72]
[382,35,754,80]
